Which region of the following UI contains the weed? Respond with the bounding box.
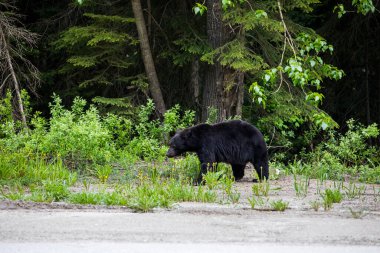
[293,174,309,197]
[343,182,366,199]
[321,188,343,210]
[252,180,270,197]
[227,191,241,204]
[69,192,103,205]
[288,161,310,197]
[43,180,70,201]
[310,200,321,211]
[348,208,366,219]
[27,191,53,203]
[195,185,217,203]
[270,199,289,211]
[296,120,380,182]
[248,196,267,209]
[96,164,113,183]
[1,191,25,201]
[203,169,223,190]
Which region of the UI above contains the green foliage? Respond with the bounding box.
[251,33,342,131]
[43,180,70,202]
[335,0,375,17]
[322,188,343,210]
[129,99,195,161]
[69,192,103,205]
[205,107,218,124]
[352,0,375,15]
[0,149,76,187]
[343,182,366,200]
[0,93,195,173]
[193,3,208,16]
[39,95,114,165]
[52,9,140,92]
[310,200,321,211]
[224,8,283,33]
[165,154,201,182]
[322,119,379,166]
[171,36,210,66]
[96,164,113,183]
[126,137,166,162]
[247,195,267,209]
[301,120,379,181]
[201,39,268,73]
[252,180,270,197]
[0,90,14,138]
[270,199,289,211]
[103,113,133,148]
[203,169,225,190]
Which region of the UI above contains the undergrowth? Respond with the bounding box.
[0,93,379,211]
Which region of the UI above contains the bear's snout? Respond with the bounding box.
[166,147,177,158]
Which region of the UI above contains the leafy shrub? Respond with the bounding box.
[322,188,343,210]
[43,180,70,201]
[0,149,76,187]
[287,119,380,182]
[39,95,114,165]
[167,154,201,181]
[126,99,195,161]
[103,113,133,148]
[322,119,379,166]
[126,137,166,162]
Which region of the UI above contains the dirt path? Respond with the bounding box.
[0,176,379,252]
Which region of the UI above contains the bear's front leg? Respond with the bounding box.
[196,152,215,185]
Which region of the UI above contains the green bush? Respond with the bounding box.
[0,149,76,187]
[40,96,114,164]
[285,119,380,182]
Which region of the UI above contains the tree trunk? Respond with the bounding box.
[201,0,225,122]
[365,32,371,126]
[0,25,27,127]
[131,0,166,114]
[190,58,200,105]
[236,72,245,117]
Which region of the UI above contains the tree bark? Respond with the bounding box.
[0,25,27,127]
[131,0,166,114]
[236,72,245,117]
[201,0,225,122]
[190,58,200,105]
[365,32,371,126]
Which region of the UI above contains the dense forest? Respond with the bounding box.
[0,0,379,211]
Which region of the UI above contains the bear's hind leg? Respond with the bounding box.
[231,164,245,181]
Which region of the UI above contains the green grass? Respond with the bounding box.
[251,180,270,197]
[270,199,289,211]
[248,195,267,209]
[310,200,321,211]
[322,188,343,211]
[343,182,366,199]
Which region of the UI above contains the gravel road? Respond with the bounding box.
[1,175,379,253]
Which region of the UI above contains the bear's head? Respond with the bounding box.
[166,128,199,158]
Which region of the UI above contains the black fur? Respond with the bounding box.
[166,120,269,182]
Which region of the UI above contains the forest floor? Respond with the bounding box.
[0,170,379,253]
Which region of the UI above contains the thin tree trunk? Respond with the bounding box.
[365,34,371,126]
[201,0,224,122]
[131,0,166,114]
[236,72,244,117]
[0,25,27,127]
[147,0,151,38]
[190,58,200,104]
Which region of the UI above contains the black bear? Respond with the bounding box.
[166,120,269,182]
